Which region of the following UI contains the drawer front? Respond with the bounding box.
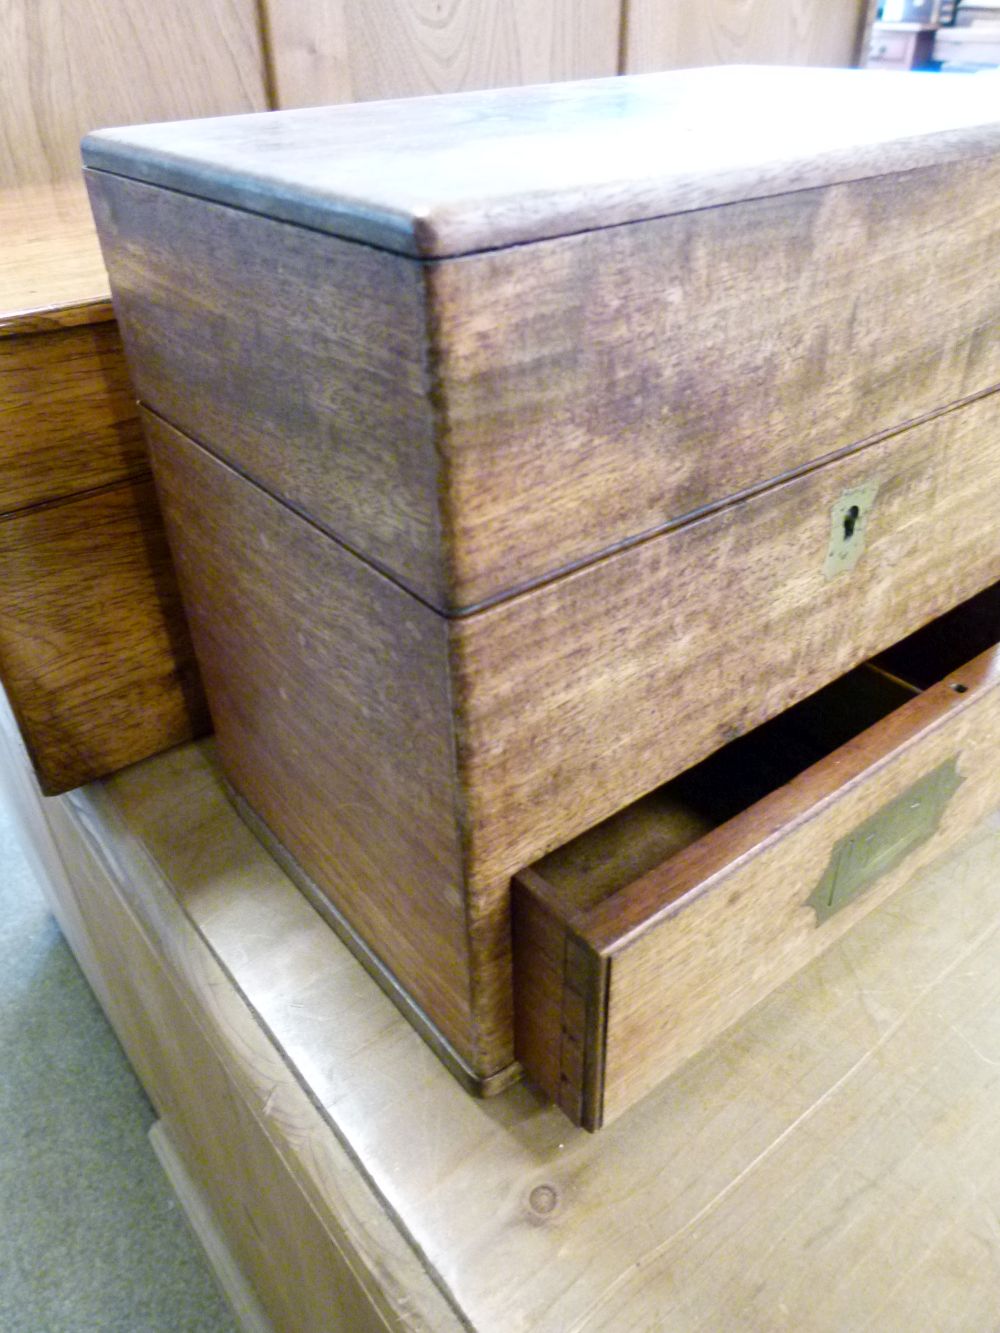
[513,636,1000,1129]
[0,321,147,513]
[0,478,209,793]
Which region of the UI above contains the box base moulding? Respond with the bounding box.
[224,778,522,1099]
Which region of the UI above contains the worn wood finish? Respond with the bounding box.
[86,90,1000,608]
[432,152,1000,605]
[456,389,1000,887]
[141,413,485,1071]
[0,322,145,513]
[82,67,1000,259]
[0,478,208,794]
[12,713,1000,1328]
[513,629,1000,1128]
[623,0,868,71]
[0,0,267,189]
[0,183,114,335]
[143,388,1000,1078]
[85,172,447,607]
[261,0,620,108]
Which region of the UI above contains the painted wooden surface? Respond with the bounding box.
[515,625,1000,1126]
[0,478,208,794]
[0,0,267,189]
[260,0,621,108]
[0,699,460,1333]
[86,141,1000,609]
[8,709,1000,1329]
[623,0,869,72]
[82,67,1000,258]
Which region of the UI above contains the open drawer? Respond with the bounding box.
[512,585,1000,1129]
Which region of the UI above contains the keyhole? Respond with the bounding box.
[843,504,860,541]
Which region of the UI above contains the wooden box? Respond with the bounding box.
[0,185,209,794]
[83,68,1000,1107]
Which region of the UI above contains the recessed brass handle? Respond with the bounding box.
[807,757,962,923]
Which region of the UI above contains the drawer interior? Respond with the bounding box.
[514,581,1000,1128]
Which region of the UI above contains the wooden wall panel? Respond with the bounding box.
[0,0,268,188]
[261,0,622,108]
[623,0,868,74]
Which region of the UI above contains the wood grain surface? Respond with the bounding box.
[0,0,267,189]
[455,389,1000,890]
[81,67,1000,258]
[141,389,1000,1071]
[141,412,487,1072]
[599,647,1000,1125]
[260,0,621,108]
[514,625,1000,1124]
[0,322,145,513]
[19,723,1000,1329]
[0,477,208,794]
[432,152,1000,605]
[88,146,1000,610]
[623,0,868,71]
[0,183,113,335]
[86,172,448,606]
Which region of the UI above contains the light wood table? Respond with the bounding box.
[4,692,1000,1332]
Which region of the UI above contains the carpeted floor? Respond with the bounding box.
[0,794,239,1333]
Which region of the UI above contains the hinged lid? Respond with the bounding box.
[82,66,1000,259]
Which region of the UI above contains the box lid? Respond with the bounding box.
[82,65,1000,259]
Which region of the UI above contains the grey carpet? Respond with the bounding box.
[0,794,239,1333]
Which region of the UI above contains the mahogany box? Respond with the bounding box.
[83,67,1000,1121]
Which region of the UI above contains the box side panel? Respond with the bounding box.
[0,477,209,793]
[143,412,491,1070]
[0,322,146,513]
[86,170,448,608]
[434,154,1000,606]
[454,388,1000,886]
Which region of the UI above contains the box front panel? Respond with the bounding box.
[435,154,1000,606]
[455,388,1000,885]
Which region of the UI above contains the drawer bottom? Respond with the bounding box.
[513,584,1000,1129]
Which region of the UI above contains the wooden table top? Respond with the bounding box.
[61,736,1000,1331]
[1,181,112,336]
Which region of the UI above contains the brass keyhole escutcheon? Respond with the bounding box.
[824,482,879,579]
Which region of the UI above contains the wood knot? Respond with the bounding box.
[528,1184,560,1218]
